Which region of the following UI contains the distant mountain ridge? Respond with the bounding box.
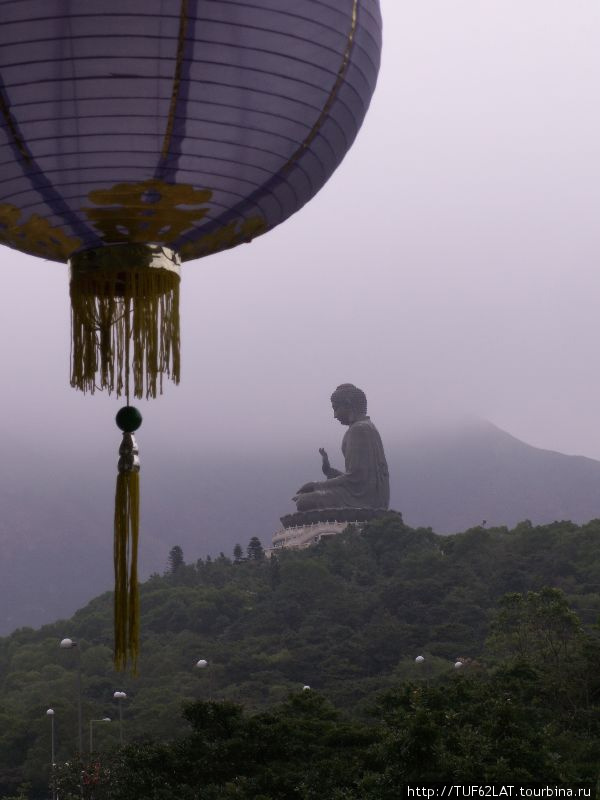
[1,419,600,634]
[392,420,600,532]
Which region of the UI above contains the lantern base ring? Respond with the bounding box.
[69,243,181,283]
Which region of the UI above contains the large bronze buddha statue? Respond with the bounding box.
[292,384,389,517]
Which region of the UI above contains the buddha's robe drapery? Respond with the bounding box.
[296,416,389,511]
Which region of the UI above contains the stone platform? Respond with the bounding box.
[270,520,356,554]
[269,509,402,554]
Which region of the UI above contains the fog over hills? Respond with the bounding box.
[394,420,600,531]
[1,418,600,635]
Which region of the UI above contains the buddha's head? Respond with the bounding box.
[330,384,367,426]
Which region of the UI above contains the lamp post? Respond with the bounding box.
[195,658,210,699]
[60,638,83,754]
[415,654,430,686]
[89,718,111,753]
[46,709,56,800]
[113,692,127,746]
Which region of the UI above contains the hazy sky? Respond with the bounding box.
[2,0,600,463]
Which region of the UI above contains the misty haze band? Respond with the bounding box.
[293,384,390,512]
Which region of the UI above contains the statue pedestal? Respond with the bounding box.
[280,507,389,528]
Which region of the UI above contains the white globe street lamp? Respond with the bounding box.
[194,658,211,699]
[59,637,83,753]
[113,691,127,746]
[46,709,56,800]
[415,654,431,686]
[89,718,111,752]
[454,661,464,670]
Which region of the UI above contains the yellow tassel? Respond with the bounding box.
[69,244,181,399]
[114,470,140,673]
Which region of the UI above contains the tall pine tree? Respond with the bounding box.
[246,537,265,561]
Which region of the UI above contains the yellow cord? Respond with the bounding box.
[114,471,140,673]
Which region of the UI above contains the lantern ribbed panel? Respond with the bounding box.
[0,0,381,263]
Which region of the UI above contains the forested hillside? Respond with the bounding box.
[1,515,600,797]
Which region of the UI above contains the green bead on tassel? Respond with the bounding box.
[114,406,142,673]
